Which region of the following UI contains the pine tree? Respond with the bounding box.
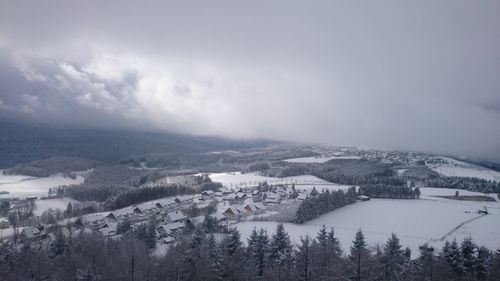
[475,246,491,281]
[349,229,368,281]
[461,237,477,279]
[65,202,73,217]
[246,227,270,278]
[383,233,405,281]
[51,228,66,257]
[443,239,464,277]
[296,236,312,281]
[269,223,293,281]
[222,228,244,281]
[417,243,435,281]
[207,234,223,281]
[487,249,500,281]
[327,227,342,258]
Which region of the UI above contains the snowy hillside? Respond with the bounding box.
[427,157,500,182]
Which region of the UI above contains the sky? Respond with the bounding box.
[0,1,499,160]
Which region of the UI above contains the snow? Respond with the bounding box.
[427,157,500,182]
[34,198,79,216]
[283,156,361,163]
[0,172,84,199]
[208,172,353,192]
[234,188,500,257]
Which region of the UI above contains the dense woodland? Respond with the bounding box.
[295,185,420,224]
[1,223,499,281]
[358,185,420,199]
[425,177,500,194]
[295,187,357,223]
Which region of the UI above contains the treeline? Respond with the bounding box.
[51,184,133,202]
[295,187,357,223]
[270,159,406,186]
[4,156,98,177]
[358,184,421,199]
[426,176,500,194]
[105,184,195,210]
[1,224,499,281]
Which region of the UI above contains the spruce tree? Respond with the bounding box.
[443,239,464,277]
[269,223,293,281]
[461,237,477,278]
[383,233,405,281]
[296,236,312,281]
[349,229,368,281]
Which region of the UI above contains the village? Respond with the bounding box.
[2,180,339,254]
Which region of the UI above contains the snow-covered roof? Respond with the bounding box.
[224,206,240,216]
[210,213,226,221]
[189,216,206,226]
[167,211,186,222]
[163,237,175,244]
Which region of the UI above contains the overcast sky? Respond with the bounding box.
[0,0,499,160]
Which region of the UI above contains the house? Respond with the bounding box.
[104,212,117,224]
[223,206,240,217]
[265,196,279,204]
[166,211,186,223]
[99,224,117,237]
[163,236,175,244]
[252,190,260,196]
[219,187,231,194]
[357,195,370,201]
[214,191,223,197]
[201,190,214,196]
[157,225,171,237]
[73,218,86,229]
[224,194,237,201]
[210,213,226,222]
[188,216,206,226]
[297,193,308,200]
[174,198,182,204]
[161,222,185,234]
[20,225,48,241]
[133,207,143,214]
[243,203,259,214]
[236,192,247,199]
[155,202,163,209]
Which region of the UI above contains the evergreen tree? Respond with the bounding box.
[349,229,368,281]
[269,223,293,281]
[442,239,464,277]
[417,243,435,281]
[461,237,477,279]
[383,233,405,281]
[296,236,312,281]
[487,249,500,281]
[207,234,223,281]
[221,228,244,281]
[246,228,269,278]
[51,228,67,257]
[65,202,73,217]
[475,246,491,281]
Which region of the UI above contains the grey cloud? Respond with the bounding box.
[0,0,499,161]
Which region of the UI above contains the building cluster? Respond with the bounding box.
[13,182,312,249]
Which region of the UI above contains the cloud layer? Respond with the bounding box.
[1,0,499,160]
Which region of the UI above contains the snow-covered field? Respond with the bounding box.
[208,172,353,192]
[283,156,361,163]
[235,187,500,257]
[0,171,84,199]
[427,157,500,182]
[34,198,80,216]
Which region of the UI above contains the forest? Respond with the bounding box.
[0,222,498,281]
[295,187,358,223]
